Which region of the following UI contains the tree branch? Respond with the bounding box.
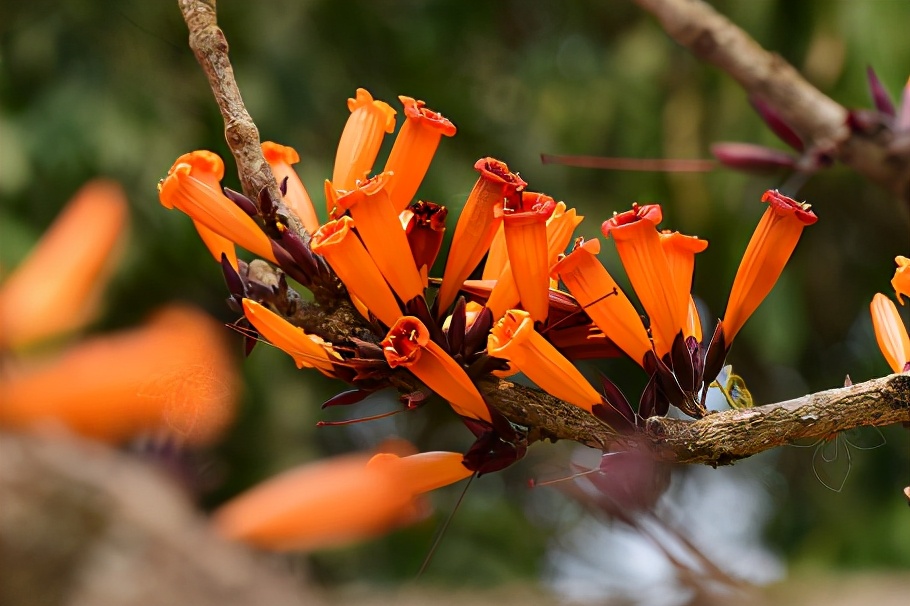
[633,0,910,202]
[177,1,908,468]
[178,0,284,211]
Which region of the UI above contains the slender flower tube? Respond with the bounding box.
[161,151,239,269]
[436,158,526,316]
[487,309,602,412]
[485,202,581,321]
[659,231,708,341]
[334,173,424,304]
[332,88,397,192]
[503,192,557,322]
[159,155,278,264]
[722,190,818,342]
[892,256,910,304]
[384,96,456,213]
[400,201,448,285]
[0,180,127,350]
[262,141,320,235]
[382,317,491,422]
[552,238,651,365]
[213,450,469,552]
[482,224,509,280]
[602,203,683,357]
[310,217,402,326]
[870,293,910,373]
[0,305,238,445]
[241,299,339,374]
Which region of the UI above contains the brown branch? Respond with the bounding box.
[0,431,321,606]
[178,0,286,215]
[633,0,910,202]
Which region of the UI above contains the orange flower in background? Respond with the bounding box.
[0,180,127,350]
[893,255,910,304]
[659,231,708,341]
[159,153,278,264]
[333,172,424,305]
[870,293,910,373]
[552,238,651,366]
[262,141,320,235]
[602,203,684,357]
[436,158,526,317]
[382,316,491,422]
[212,449,470,552]
[502,192,557,322]
[0,305,238,446]
[241,299,340,375]
[332,88,397,193]
[722,190,817,342]
[310,216,402,327]
[384,96,457,213]
[487,309,602,412]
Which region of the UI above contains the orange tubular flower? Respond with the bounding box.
[722,190,818,342]
[488,310,602,412]
[482,223,509,280]
[602,203,684,357]
[166,152,240,269]
[241,299,339,375]
[382,317,491,422]
[871,293,910,373]
[401,201,448,285]
[334,173,424,304]
[502,192,557,322]
[159,154,278,264]
[213,450,470,552]
[384,96,457,213]
[332,88,397,193]
[0,180,127,350]
[552,238,651,365]
[0,305,238,445]
[159,152,240,269]
[310,216,402,327]
[262,141,320,235]
[893,256,910,304]
[436,158,526,317]
[659,231,708,341]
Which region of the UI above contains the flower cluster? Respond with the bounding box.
[160,88,818,551]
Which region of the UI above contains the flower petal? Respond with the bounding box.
[262,141,320,235]
[333,88,397,191]
[382,317,491,422]
[602,203,684,357]
[334,173,424,304]
[487,309,602,412]
[722,190,817,342]
[503,192,557,322]
[871,293,910,374]
[384,96,456,213]
[892,255,910,305]
[310,216,402,326]
[0,180,128,350]
[241,299,338,373]
[436,158,526,317]
[552,238,651,365]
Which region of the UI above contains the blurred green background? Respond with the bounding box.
[2,0,908,597]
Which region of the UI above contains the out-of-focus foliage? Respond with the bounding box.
[2,0,908,587]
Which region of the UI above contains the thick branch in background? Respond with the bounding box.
[178,0,908,466]
[633,0,910,202]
